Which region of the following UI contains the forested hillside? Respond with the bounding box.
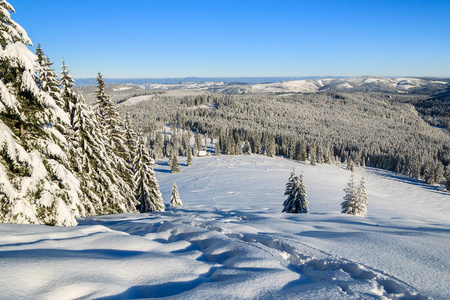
[117,91,450,187]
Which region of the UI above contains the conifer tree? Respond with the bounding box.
[95,73,132,186]
[341,173,357,215]
[215,141,220,156]
[124,112,137,162]
[68,73,137,215]
[170,181,182,207]
[282,171,308,213]
[133,137,164,212]
[36,45,64,110]
[292,141,301,161]
[187,146,193,166]
[243,141,252,155]
[153,132,164,159]
[266,135,276,157]
[194,133,202,155]
[309,140,317,166]
[284,169,296,199]
[445,172,450,191]
[299,139,307,162]
[60,59,76,114]
[0,1,83,225]
[316,144,324,164]
[341,174,368,217]
[355,177,368,217]
[347,159,355,172]
[424,162,436,184]
[434,162,445,185]
[171,152,181,173]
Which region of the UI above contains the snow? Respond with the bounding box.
[43,123,68,146]
[248,76,450,94]
[336,82,353,89]
[0,80,19,114]
[120,94,156,106]
[0,163,18,199]
[0,155,449,299]
[46,143,68,161]
[47,159,80,190]
[112,86,133,91]
[251,79,328,93]
[21,69,39,97]
[0,42,37,72]
[0,121,30,164]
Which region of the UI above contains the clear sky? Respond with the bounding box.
[9,0,450,78]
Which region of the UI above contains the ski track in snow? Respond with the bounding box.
[81,209,427,299]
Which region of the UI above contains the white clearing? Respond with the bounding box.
[0,155,449,299]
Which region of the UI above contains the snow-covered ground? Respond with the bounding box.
[1,155,449,299]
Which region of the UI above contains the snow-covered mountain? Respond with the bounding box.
[1,155,448,299]
[249,76,450,94]
[82,76,450,102]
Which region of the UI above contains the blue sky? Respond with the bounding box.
[10,0,450,78]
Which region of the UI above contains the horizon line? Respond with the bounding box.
[73,75,450,80]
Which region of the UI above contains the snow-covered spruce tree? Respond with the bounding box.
[133,137,164,212]
[214,141,220,156]
[341,173,357,215]
[341,174,368,217]
[266,135,276,157]
[60,59,76,114]
[124,112,137,162]
[299,139,307,162]
[445,173,450,191]
[309,140,317,166]
[186,146,193,166]
[355,177,368,217]
[170,152,180,173]
[0,1,84,225]
[347,159,355,172]
[170,181,182,207]
[66,67,137,215]
[282,171,308,213]
[292,141,301,161]
[95,73,133,187]
[283,169,296,201]
[36,45,64,110]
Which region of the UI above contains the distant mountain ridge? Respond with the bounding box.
[75,76,342,86]
[77,76,450,95]
[248,76,450,95]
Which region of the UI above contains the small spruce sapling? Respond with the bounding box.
[170,181,182,207]
[341,174,368,217]
[282,170,308,213]
[355,177,368,217]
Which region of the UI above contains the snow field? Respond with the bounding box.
[0,155,449,299]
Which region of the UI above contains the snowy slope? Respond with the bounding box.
[0,155,449,299]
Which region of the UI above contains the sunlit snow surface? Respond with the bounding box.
[1,155,449,299]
